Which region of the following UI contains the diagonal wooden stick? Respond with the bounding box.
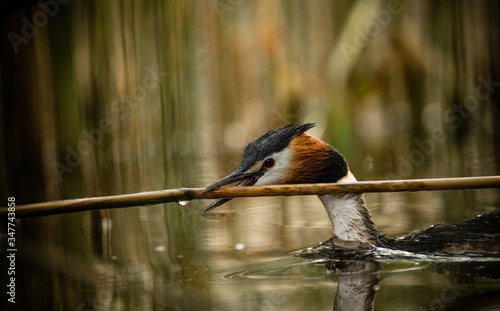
[2,176,500,218]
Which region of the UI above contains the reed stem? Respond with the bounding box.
[3,176,500,218]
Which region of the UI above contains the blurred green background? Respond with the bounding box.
[1,0,500,310]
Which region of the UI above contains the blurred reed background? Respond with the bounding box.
[1,0,500,310]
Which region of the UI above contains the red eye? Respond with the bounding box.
[263,158,275,168]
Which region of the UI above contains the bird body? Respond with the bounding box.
[203,123,500,256]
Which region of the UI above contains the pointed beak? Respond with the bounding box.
[201,170,261,213]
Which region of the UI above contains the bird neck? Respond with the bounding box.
[318,172,383,245]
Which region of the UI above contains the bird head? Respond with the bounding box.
[202,123,350,212]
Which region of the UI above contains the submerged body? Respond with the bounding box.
[203,123,500,256]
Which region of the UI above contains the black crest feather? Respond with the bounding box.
[237,123,315,172]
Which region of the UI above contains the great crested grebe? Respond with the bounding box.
[202,123,500,256]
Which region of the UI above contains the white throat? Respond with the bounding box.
[337,171,358,183]
[318,171,381,245]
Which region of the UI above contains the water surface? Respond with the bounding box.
[2,1,500,310]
